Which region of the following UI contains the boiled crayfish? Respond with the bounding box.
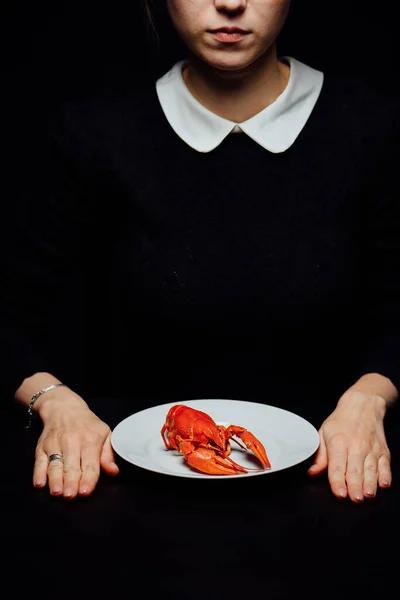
[161,404,271,475]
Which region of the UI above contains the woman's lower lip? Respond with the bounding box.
[210,31,249,43]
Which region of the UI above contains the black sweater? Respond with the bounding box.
[1,68,399,414]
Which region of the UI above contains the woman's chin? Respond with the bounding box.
[200,52,258,73]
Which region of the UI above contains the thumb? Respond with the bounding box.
[307,432,327,476]
[100,432,120,476]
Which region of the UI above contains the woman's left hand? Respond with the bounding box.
[307,389,392,503]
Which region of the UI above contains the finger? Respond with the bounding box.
[46,452,65,496]
[326,436,348,499]
[378,454,392,489]
[307,433,327,476]
[60,442,82,500]
[79,444,102,497]
[363,454,378,498]
[345,452,365,504]
[100,433,120,476]
[33,448,49,488]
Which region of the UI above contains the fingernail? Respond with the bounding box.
[63,488,73,498]
[34,479,44,487]
[365,487,375,497]
[51,486,61,495]
[338,488,347,498]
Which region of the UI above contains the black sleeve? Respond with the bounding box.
[0,102,103,400]
[355,104,400,395]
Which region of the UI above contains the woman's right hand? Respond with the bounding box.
[32,388,119,499]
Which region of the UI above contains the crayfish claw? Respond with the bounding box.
[226,426,271,469]
[179,443,248,476]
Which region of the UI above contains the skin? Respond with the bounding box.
[20,376,119,498]
[167,0,291,122]
[15,0,397,502]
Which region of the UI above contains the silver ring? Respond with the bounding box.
[48,453,63,463]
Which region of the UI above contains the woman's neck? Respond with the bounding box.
[182,46,290,123]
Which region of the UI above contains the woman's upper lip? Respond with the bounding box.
[209,27,250,34]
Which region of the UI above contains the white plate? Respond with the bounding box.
[111,399,320,479]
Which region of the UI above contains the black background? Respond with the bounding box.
[2,1,398,169]
[3,1,398,188]
[1,1,398,394]
[2,1,398,111]
[2,0,397,372]
[1,8,399,592]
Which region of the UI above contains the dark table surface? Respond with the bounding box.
[1,396,399,599]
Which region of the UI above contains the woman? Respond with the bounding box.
[1,0,398,503]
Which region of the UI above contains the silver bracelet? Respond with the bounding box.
[26,383,66,429]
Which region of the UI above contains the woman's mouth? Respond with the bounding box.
[208,28,250,43]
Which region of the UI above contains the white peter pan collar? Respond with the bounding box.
[156,57,324,153]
